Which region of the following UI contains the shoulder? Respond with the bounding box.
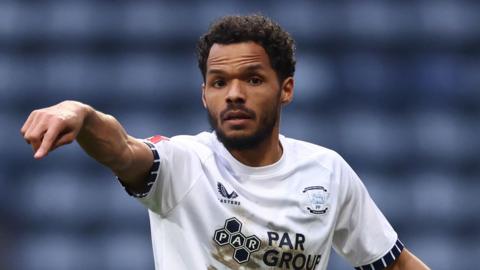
[167,132,216,160]
[282,135,347,172]
[170,131,214,146]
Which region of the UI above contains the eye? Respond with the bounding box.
[248,77,263,86]
[212,79,226,88]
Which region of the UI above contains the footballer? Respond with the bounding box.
[21,15,430,270]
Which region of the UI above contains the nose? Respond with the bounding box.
[225,79,246,104]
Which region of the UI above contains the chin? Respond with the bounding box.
[207,110,275,150]
[215,127,267,151]
[223,128,253,138]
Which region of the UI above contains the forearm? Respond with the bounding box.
[387,249,430,270]
[75,106,152,185]
[77,107,153,192]
[76,106,131,171]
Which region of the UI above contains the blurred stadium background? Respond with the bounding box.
[1,0,479,269]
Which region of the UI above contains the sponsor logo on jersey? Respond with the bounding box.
[217,182,240,206]
[213,217,261,264]
[302,186,330,215]
[264,231,321,269]
[213,217,322,269]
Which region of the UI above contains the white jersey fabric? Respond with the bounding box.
[123,131,402,270]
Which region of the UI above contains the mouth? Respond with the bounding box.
[223,110,252,121]
[221,110,253,126]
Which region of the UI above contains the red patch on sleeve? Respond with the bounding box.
[147,135,169,143]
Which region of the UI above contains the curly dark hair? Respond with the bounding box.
[196,14,296,83]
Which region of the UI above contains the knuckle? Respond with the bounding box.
[41,114,64,129]
[37,109,56,119]
[49,112,69,124]
[25,131,41,142]
[54,116,67,125]
[23,133,34,141]
[43,111,55,120]
[32,109,46,117]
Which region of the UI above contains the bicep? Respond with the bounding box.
[386,249,430,270]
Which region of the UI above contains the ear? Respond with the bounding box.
[280,77,294,105]
[201,83,207,108]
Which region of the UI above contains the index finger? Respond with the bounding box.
[33,122,61,159]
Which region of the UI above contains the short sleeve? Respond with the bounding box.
[123,135,203,216]
[332,157,402,269]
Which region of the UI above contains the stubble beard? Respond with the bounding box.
[207,102,280,151]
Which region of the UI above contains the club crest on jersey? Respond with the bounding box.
[217,182,240,206]
[302,186,330,215]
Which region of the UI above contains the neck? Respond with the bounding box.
[227,128,282,167]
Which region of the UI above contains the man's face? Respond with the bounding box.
[202,42,293,150]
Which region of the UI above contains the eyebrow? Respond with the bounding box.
[207,64,265,76]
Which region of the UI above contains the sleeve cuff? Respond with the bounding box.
[354,239,404,270]
[116,141,160,198]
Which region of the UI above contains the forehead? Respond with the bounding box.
[206,42,272,73]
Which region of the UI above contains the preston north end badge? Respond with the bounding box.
[302,186,330,215]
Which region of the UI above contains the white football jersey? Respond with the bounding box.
[121,132,403,270]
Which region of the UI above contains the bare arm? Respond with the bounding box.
[21,100,153,193]
[386,249,430,270]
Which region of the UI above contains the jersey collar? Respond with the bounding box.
[212,131,289,179]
